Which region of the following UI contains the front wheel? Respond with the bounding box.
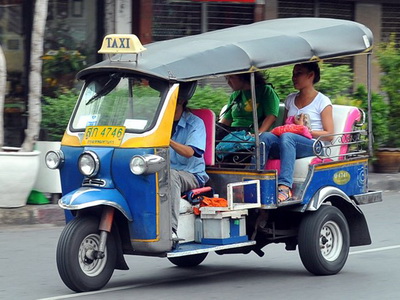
[56,216,117,292]
[298,205,350,275]
[168,253,208,267]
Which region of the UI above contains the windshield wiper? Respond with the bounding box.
[85,74,122,105]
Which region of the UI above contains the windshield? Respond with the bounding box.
[71,74,168,132]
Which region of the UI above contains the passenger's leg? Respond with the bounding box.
[170,169,199,232]
[278,133,315,188]
[259,132,281,168]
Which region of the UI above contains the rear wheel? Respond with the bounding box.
[56,216,117,292]
[168,253,208,267]
[298,205,350,275]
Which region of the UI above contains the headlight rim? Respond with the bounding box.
[130,154,166,175]
[78,150,100,177]
[129,155,147,175]
[45,150,64,169]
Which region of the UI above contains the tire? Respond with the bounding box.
[298,205,350,275]
[56,216,117,292]
[168,253,208,267]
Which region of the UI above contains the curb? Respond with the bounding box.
[0,204,65,226]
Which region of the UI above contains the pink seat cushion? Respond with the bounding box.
[338,108,361,159]
[191,109,215,166]
[265,159,281,173]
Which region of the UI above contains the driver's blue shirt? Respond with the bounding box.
[170,110,209,186]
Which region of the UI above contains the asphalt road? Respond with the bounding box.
[0,191,399,300]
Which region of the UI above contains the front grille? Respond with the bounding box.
[83,178,106,187]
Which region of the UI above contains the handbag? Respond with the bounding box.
[216,130,255,159]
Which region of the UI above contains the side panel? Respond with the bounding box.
[112,147,171,252]
[207,169,277,207]
[300,159,368,204]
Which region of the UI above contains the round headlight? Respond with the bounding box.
[45,150,64,169]
[130,156,147,175]
[130,154,166,175]
[78,151,100,177]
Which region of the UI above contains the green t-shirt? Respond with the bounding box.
[223,84,280,128]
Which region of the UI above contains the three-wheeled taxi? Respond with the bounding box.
[46,18,382,292]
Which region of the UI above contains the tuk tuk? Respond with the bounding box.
[46,17,382,292]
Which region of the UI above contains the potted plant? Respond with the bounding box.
[0,0,49,208]
[42,48,85,96]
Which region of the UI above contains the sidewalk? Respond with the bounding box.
[368,172,400,192]
[0,172,398,227]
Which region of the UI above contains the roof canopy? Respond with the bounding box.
[78,17,373,81]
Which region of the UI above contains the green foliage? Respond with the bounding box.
[318,64,353,99]
[333,95,361,106]
[352,85,389,149]
[42,48,86,78]
[41,89,78,141]
[376,34,400,147]
[188,85,230,116]
[42,48,86,96]
[263,65,295,100]
[265,63,353,102]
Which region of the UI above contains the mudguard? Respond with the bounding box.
[59,187,133,221]
[306,186,371,246]
[307,186,356,211]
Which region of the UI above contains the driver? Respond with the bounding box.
[170,90,209,240]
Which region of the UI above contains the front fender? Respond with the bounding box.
[59,187,133,221]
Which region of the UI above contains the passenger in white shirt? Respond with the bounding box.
[259,62,334,203]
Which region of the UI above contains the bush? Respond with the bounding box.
[376,34,400,147]
[188,85,230,117]
[41,89,78,141]
[265,63,353,102]
[352,85,389,149]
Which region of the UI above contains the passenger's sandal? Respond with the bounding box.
[277,187,292,203]
[277,187,301,206]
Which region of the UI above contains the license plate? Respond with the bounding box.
[82,126,125,146]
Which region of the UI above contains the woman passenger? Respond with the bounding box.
[259,62,334,203]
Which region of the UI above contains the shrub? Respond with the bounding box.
[263,65,295,100]
[188,85,230,117]
[352,85,389,150]
[376,34,400,147]
[265,63,353,102]
[41,89,78,141]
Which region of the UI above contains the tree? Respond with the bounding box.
[20,0,49,152]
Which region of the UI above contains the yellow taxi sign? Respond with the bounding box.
[98,34,146,54]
